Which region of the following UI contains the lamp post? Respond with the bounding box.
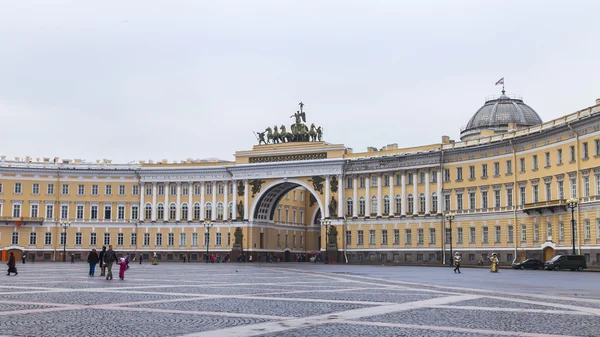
[60,221,71,262]
[204,221,213,263]
[445,212,455,265]
[566,198,578,255]
[321,218,331,264]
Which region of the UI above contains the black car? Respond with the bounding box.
[512,259,544,270]
[544,255,587,271]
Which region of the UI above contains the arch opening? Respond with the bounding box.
[250,179,324,222]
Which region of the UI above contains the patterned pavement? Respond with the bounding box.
[0,262,599,337]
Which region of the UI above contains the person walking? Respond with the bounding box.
[31,254,35,263]
[103,245,118,280]
[489,253,499,273]
[87,249,99,276]
[7,252,17,276]
[125,254,130,270]
[453,252,462,274]
[139,254,143,265]
[182,253,186,263]
[22,253,26,264]
[117,258,128,280]
[99,246,107,276]
[70,254,75,264]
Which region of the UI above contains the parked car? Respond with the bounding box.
[544,255,587,271]
[512,259,544,270]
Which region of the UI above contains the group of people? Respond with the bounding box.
[452,252,499,273]
[86,245,128,280]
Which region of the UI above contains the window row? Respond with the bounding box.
[143,202,235,220]
[345,193,440,216]
[5,183,138,196]
[345,171,439,189]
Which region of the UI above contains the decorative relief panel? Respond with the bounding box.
[249,152,327,163]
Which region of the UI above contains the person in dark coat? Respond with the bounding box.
[87,249,99,276]
[22,253,26,264]
[139,254,143,264]
[70,254,75,264]
[7,252,17,276]
[99,246,107,276]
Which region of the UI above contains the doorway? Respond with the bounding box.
[543,247,555,262]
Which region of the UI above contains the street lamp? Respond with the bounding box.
[204,221,213,263]
[60,221,71,262]
[566,198,578,255]
[321,218,331,264]
[445,212,455,265]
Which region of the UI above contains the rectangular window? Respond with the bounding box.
[369,230,375,245]
[558,181,564,199]
[346,230,351,245]
[91,206,98,220]
[482,164,488,178]
[521,224,527,241]
[381,229,388,245]
[13,204,21,218]
[469,166,475,180]
[117,232,124,246]
[144,233,151,246]
[32,183,40,195]
[494,162,500,176]
[533,223,539,241]
[545,182,552,201]
[445,228,451,244]
[482,226,488,243]
[132,185,139,196]
[128,232,135,246]
[405,229,412,244]
[118,206,125,220]
[393,229,399,245]
[432,171,437,183]
[131,206,138,221]
[76,205,84,219]
[583,142,589,159]
[417,228,424,244]
[105,185,112,195]
[359,177,365,188]
[408,173,413,185]
[532,155,538,170]
[104,232,110,245]
[168,232,174,246]
[494,190,500,208]
[520,186,526,205]
[444,168,450,182]
[14,182,22,194]
[507,225,514,242]
[419,172,425,184]
[31,204,38,218]
[92,184,98,196]
[456,167,463,181]
[104,206,111,220]
[77,184,84,196]
[506,160,512,174]
[570,145,575,162]
[46,204,54,219]
[429,228,436,244]
[584,219,591,240]
[357,230,364,245]
[89,232,96,246]
[346,178,353,189]
[469,192,476,210]
[557,148,563,164]
[61,184,69,195]
[546,222,552,240]
[570,178,577,198]
[216,232,222,246]
[533,185,539,203]
[469,227,476,243]
[519,158,525,172]
[444,194,451,211]
[482,191,488,209]
[179,232,186,246]
[457,227,463,244]
[146,184,152,196]
[583,176,590,197]
[119,185,125,196]
[0,183,3,193]
[29,232,37,245]
[61,205,68,219]
[371,176,377,188]
[45,232,52,245]
[559,222,564,240]
[545,152,550,167]
[457,193,463,210]
[47,183,54,195]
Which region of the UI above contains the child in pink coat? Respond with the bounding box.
[117,258,127,280]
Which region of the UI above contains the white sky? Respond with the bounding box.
[1,1,599,163]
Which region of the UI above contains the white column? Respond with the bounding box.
[377,174,383,217]
[232,180,237,221]
[200,182,205,221]
[211,181,217,221]
[337,174,343,219]
[187,182,193,221]
[389,172,394,216]
[243,180,249,220]
[139,182,145,221]
[425,170,430,215]
[365,175,371,217]
[401,172,406,216]
[413,171,418,214]
[352,176,358,218]
[151,182,157,221]
[176,182,181,222]
[163,183,169,221]
[223,182,229,221]
[437,170,442,213]
[325,175,330,218]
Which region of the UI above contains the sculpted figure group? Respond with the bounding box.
[256,103,323,145]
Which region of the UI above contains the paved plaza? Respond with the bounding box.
[0,262,599,337]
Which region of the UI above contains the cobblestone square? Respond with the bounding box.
[0,263,599,336]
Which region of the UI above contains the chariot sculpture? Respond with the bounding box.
[255,102,323,144]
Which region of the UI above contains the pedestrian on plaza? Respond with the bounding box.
[70,254,75,264]
[99,246,107,276]
[477,257,484,267]
[453,252,462,274]
[125,254,130,270]
[103,245,118,280]
[139,254,143,265]
[22,253,26,264]
[211,254,215,263]
[117,258,128,280]
[489,253,499,273]
[182,253,187,263]
[152,252,159,265]
[87,249,99,276]
[31,254,35,263]
[7,252,17,276]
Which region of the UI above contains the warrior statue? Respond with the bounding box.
[256,131,267,145]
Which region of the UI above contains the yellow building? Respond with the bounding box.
[1,94,600,266]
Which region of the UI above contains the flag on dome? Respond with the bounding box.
[495,77,504,86]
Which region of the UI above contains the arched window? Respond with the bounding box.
[383,195,390,215]
[395,195,402,214]
[193,203,201,220]
[217,202,224,219]
[420,193,426,213]
[407,194,414,214]
[145,203,152,220]
[205,202,212,219]
[157,203,164,220]
[181,203,188,220]
[346,197,353,216]
[169,203,177,220]
[432,193,438,214]
[371,196,377,216]
[359,197,365,215]
[228,201,234,219]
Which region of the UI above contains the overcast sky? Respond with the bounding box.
[1,1,599,164]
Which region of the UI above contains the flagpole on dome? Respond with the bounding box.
[495,77,505,95]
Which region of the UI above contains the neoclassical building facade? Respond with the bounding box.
[1,93,600,265]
